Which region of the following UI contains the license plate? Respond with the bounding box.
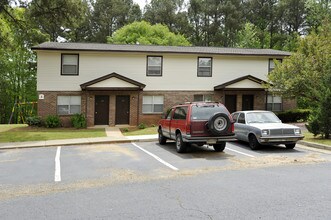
[207,139,217,144]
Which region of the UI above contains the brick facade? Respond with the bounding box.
[38,90,297,127]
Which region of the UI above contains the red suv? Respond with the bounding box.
[158,102,236,153]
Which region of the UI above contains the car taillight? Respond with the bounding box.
[186,123,191,135]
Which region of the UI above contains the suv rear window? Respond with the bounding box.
[191,105,227,120]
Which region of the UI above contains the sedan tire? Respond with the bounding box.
[285,143,296,149]
[249,135,260,150]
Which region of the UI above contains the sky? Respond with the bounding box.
[133,0,150,10]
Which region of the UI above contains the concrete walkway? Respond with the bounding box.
[0,127,158,150]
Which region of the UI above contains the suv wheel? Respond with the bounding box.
[176,133,187,153]
[158,129,167,145]
[213,142,226,152]
[208,113,230,136]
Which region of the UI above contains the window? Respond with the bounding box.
[57,96,81,115]
[173,107,188,120]
[194,94,213,102]
[142,96,164,113]
[147,56,162,76]
[269,58,282,73]
[267,95,282,111]
[232,113,239,122]
[238,113,246,124]
[62,54,79,75]
[198,57,212,77]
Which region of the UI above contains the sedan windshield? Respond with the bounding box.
[246,112,281,124]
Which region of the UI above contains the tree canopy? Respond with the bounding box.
[107,21,191,46]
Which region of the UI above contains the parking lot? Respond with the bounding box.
[1,141,330,188]
[1,141,331,219]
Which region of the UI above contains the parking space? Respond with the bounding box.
[0,141,330,187]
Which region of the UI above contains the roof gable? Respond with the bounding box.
[214,75,268,90]
[80,72,146,91]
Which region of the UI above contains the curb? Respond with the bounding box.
[0,138,158,150]
[298,140,331,151]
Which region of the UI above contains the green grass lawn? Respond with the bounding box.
[303,132,331,146]
[0,124,106,143]
[121,126,158,136]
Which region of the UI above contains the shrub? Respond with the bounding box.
[122,128,129,132]
[306,114,320,137]
[276,109,311,123]
[44,115,61,128]
[26,116,42,127]
[71,114,87,129]
[138,123,147,129]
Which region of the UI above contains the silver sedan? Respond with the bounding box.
[231,111,304,150]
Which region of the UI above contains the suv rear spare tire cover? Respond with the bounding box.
[207,113,230,135]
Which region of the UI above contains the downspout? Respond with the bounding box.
[137,91,140,126]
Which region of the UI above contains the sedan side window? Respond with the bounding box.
[238,113,246,124]
[232,113,239,122]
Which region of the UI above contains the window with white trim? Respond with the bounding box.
[269,58,282,73]
[57,96,81,115]
[142,96,164,113]
[198,57,212,77]
[267,95,282,111]
[147,56,162,76]
[62,54,79,75]
[193,94,213,102]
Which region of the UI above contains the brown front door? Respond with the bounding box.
[225,95,237,113]
[242,95,254,110]
[94,95,109,125]
[116,95,130,125]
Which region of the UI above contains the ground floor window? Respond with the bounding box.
[267,95,282,111]
[57,96,81,115]
[142,96,164,113]
[194,94,213,102]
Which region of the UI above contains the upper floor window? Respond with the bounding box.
[62,54,79,75]
[267,95,282,111]
[142,95,164,113]
[198,57,212,77]
[194,94,213,102]
[269,58,282,73]
[57,96,81,115]
[147,56,162,76]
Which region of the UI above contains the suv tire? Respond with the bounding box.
[158,129,167,145]
[213,142,226,152]
[176,133,187,153]
[208,113,230,136]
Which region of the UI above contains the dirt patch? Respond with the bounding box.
[77,144,139,159]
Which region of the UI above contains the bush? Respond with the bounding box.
[26,116,42,127]
[306,114,320,137]
[44,115,61,128]
[138,123,147,129]
[122,128,129,132]
[276,109,311,123]
[71,114,87,129]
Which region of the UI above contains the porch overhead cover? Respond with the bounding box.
[80,72,146,91]
[214,75,268,91]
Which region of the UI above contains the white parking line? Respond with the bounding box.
[132,142,179,171]
[225,147,256,158]
[54,146,61,182]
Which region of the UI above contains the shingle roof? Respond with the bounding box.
[31,42,291,57]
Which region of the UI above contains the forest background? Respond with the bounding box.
[0,0,330,124]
